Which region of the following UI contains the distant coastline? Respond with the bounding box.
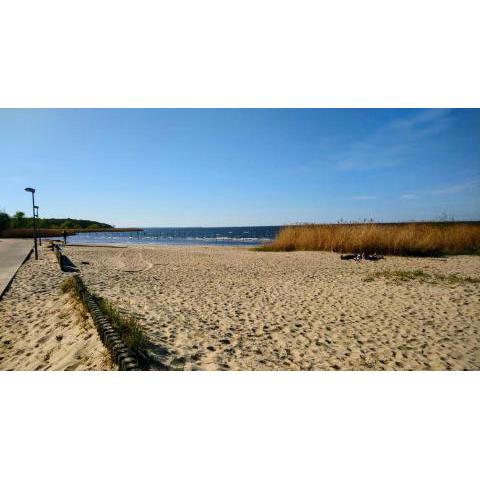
[3,221,480,249]
[1,227,143,239]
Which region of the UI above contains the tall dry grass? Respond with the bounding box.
[259,223,480,256]
[0,228,76,238]
[1,227,142,238]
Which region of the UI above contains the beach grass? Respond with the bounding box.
[257,222,480,257]
[93,296,148,354]
[59,277,90,323]
[60,277,148,357]
[60,276,76,294]
[363,269,480,285]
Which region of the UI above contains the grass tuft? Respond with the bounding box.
[258,222,480,257]
[93,295,148,354]
[363,269,480,285]
[60,276,76,294]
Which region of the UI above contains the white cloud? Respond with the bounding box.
[335,109,453,171]
[430,177,480,196]
[389,108,451,132]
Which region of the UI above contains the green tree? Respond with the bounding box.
[12,211,26,228]
[0,211,10,232]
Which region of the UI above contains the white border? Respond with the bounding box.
[1,372,478,479]
[1,1,479,478]
[0,1,478,107]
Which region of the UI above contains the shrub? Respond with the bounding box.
[0,211,10,232]
[11,211,26,228]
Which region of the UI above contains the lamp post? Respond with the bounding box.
[34,205,41,246]
[24,187,38,260]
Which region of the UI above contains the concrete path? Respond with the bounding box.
[0,239,33,299]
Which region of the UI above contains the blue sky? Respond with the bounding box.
[0,109,478,227]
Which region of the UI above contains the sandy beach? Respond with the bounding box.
[1,243,479,370]
[53,244,480,371]
[0,245,112,371]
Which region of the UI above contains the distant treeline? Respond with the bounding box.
[2,227,142,238]
[0,210,112,231]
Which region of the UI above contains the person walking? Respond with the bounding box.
[62,229,68,244]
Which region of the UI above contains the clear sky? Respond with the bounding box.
[1,108,478,227]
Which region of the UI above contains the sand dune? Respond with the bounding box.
[65,245,480,371]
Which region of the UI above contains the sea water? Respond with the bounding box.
[69,226,281,247]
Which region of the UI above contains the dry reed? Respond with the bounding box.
[1,227,141,238]
[259,223,480,256]
[1,228,77,238]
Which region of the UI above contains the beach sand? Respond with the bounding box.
[0,245,112,371]
[60,244,480,371]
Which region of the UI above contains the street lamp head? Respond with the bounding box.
[25,187,35,193]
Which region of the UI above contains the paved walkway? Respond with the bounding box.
[0,239,33,299]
